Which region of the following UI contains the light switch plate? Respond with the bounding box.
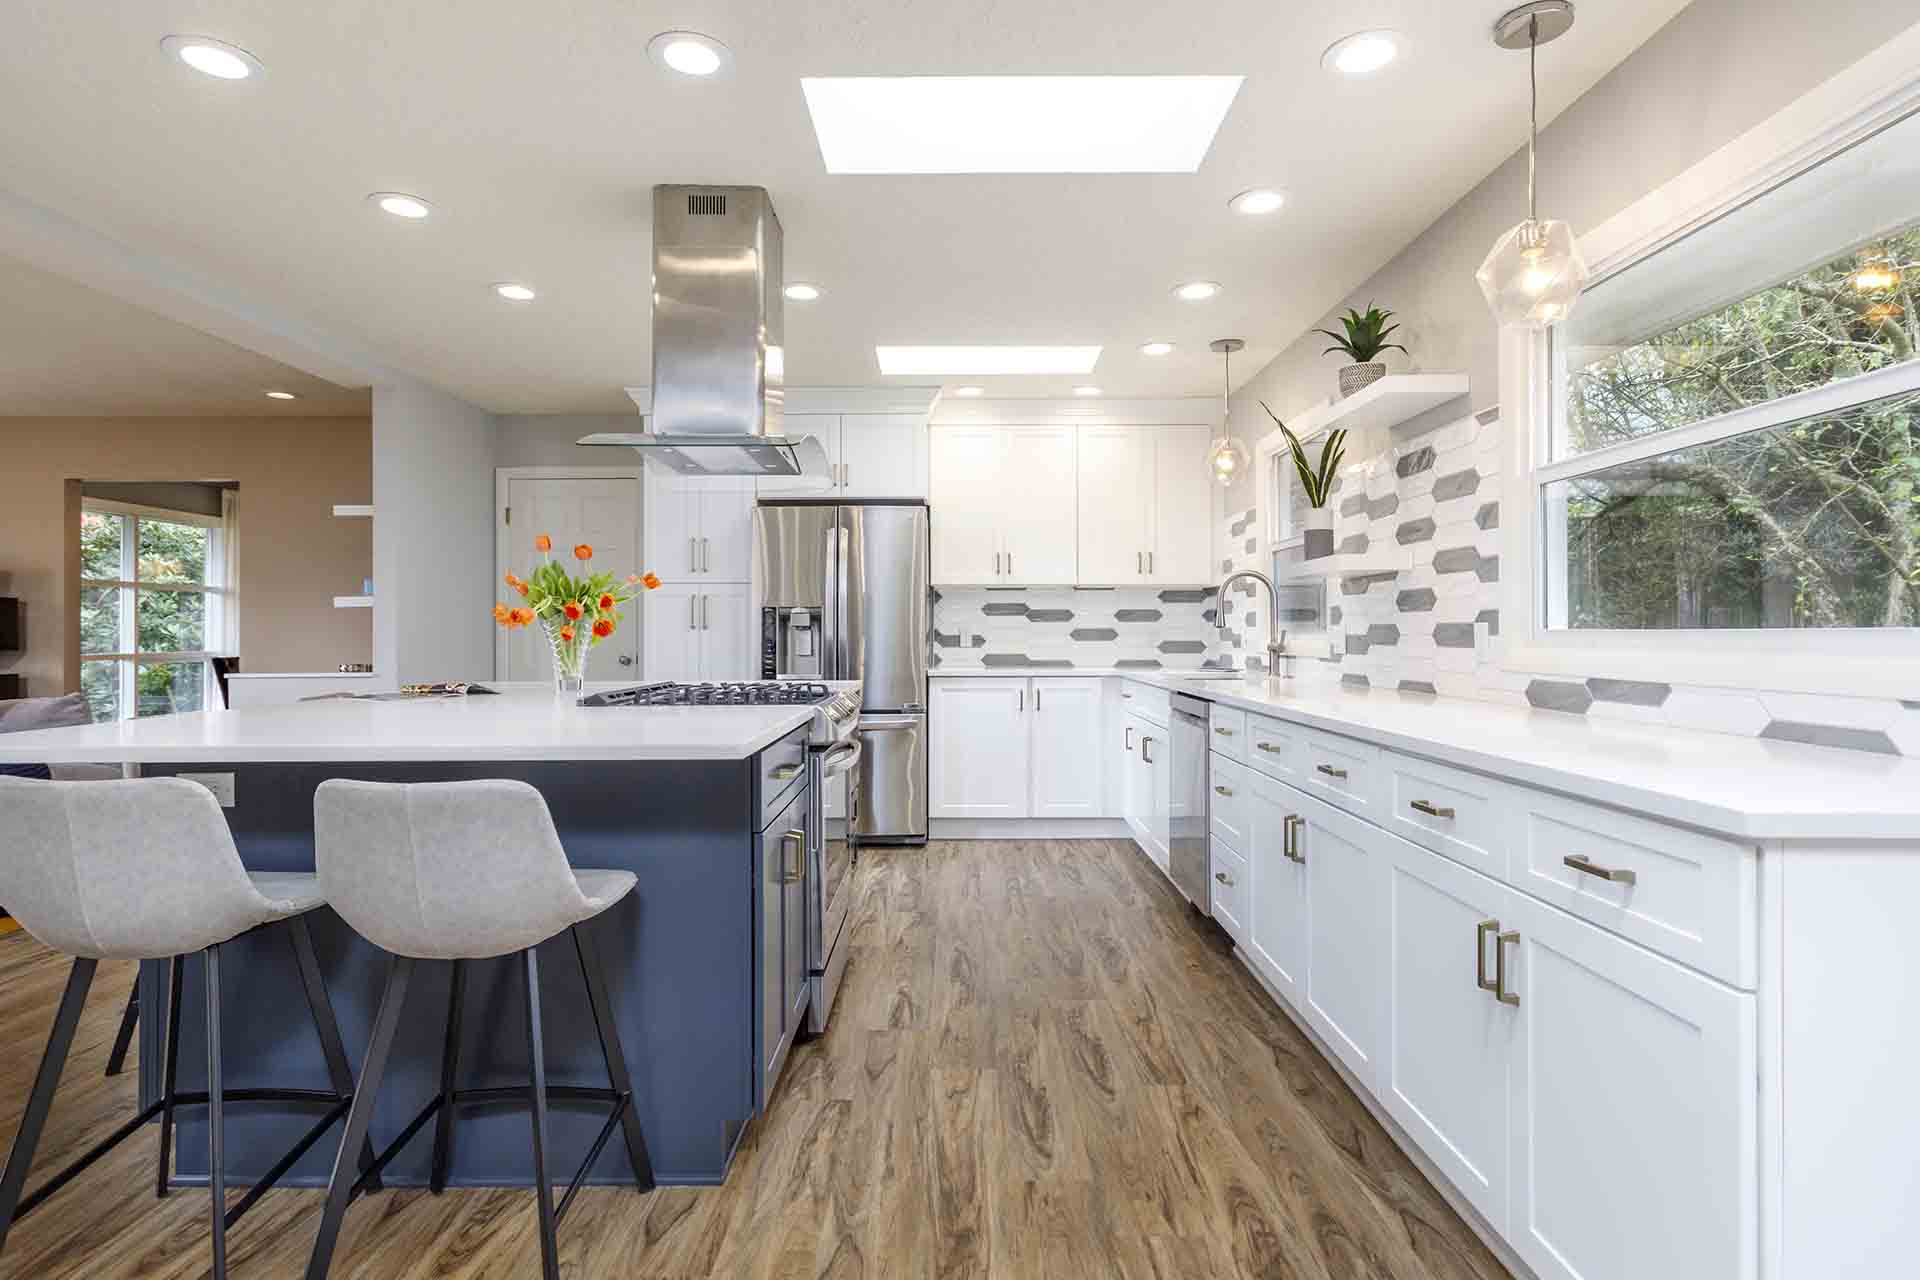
[178,772,236,807]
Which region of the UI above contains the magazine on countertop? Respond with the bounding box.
[300,683,499,702]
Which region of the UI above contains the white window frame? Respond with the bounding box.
[1500,30,1920,699]
[79,499,229,719]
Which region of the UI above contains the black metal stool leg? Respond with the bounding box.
[306,956,413,1280]
[522,948,561,1280]
[156,955,185,1198]
[104,976,140,1077]
[571,924,654,1191]
[205,944,228,1280]
[430,959,467,1193]
[0,958,97,1255]
[286,916,382,1193]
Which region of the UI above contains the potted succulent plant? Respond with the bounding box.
[1261,403,1346,559]
[1314,304,1407,398]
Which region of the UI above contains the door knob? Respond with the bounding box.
[618,654,635,667]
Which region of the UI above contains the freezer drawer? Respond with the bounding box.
[854,712,927,842]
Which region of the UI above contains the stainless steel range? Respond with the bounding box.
[577,679,862,1031]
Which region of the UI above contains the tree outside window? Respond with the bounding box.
[78,505,228,721]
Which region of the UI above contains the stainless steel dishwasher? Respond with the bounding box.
[1167,691,1212,914]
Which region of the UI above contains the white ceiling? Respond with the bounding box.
[0,253,369,416]
[0,0,1690,414]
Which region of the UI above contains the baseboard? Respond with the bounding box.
[1231,950,1537,1280]
[929,818,1132,840]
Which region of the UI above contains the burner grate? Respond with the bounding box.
[579,681,832,708]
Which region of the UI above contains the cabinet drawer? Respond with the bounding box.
[757,725,810,830]
[1207,705,1248,762]
[1208,755,1249,847]
[1209,835,1250,948]
[1296,726,1380,817]
[1382,751,1507,880]
[1244,711,1304,781]
[1117,679,1170,727]
[1510,791,1758,988]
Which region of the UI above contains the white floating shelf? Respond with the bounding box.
[332,504,374,518]
[1286,373,1470,440]
[332,595,374,609]
[1279,549,1410,584]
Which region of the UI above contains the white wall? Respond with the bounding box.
[372,381,497,682]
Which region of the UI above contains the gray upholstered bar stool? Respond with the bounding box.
[306,778,654,1280]
[0,776,375,1279]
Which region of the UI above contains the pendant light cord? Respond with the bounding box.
[1221,344,1232,432]
[1528,14,1539,222]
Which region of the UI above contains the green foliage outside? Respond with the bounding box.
[77,511,213,719]
[1563,225,1920,630]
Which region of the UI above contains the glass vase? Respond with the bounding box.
[544,617,588,701]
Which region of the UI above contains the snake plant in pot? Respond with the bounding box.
[1261,403,1346,559]
[1315,304,1407,398]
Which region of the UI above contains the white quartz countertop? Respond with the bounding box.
[934,668,1920,840]
[0,689,815,764]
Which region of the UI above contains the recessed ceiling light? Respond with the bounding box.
[1073,386,1103,397]
[1173,281,1221,302]
[1323,30,1402,76]
[801,76,1243,174]
[648,31,730,77]
[952,386,986,397]
[265,390,296,400]
[494,283,537,302]
[876,346,1102,376]
[368,192,432,220]
[1139,341,1174,356]
[784,283,822,302]
[160,35,263,80]
[1229,188,1285,215]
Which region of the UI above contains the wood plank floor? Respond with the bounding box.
[0,839,1510,1279]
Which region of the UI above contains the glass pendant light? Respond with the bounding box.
[1476,2,1589,329]
[1207,338,1250,485]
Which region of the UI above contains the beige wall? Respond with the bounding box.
[0,416,372,696]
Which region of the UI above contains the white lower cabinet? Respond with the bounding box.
[930,677,1109,820]
[1293,791,1386,1087]
[1030,678,1104,817]
[643,582,753,681]
[1244,769,1306,1005]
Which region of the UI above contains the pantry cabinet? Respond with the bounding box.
[644,464,754,583]
[929,426,1077,585]
[1073,425,1213,585]
[642,581,754,682]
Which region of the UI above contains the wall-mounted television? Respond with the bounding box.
[0,597,18,653]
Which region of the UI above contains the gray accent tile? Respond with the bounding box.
[970,636,986,648]
[1069,628,1118,642]
[1396,446,1435,478]
[930,652,942,667]
[1025,608,1074,623]
[983,653,1072,668]
[1396,517,1436,545]
[1220,629,1242,647]
[1433,622,1476,648]
[1340,494,1371,518]
[1236,581,1257,597]
[1200,608,1217,623]
[1158,589,1211,604]
[1340,572,1396,596]
[1115,658,1164,669]
[1587,678,1671,707]
[1368,494,1401,521]
[1475,502,1500,531]
[930,588,943,604]
[1199,656,1234,670]
[1474,608,1499,637]
[1399,680,1439,695]
[982,602,1030,616]
[1220,558,1234,573]
[1328,606,1342,626]
[1341,673,1371,688]
[1476,555,1500,583]
[1474,406,1500,426]
[1345,631,1371,655]
[1230,512,1255,536]
[1760,721,1900,755]
[1525,679,1594,713]
[1244,611,1258,628]
[1431,469,1481,501]
[1366,623,1401,646]
[1245,537,1258,554]
[1396,587,1437,612]
[1433,547,1479,574]
[1115,609,1163,622]
[934,630,961,648]
[1158,640,1206,654]
[1336,532,1370,555]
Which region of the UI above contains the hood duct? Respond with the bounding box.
[579,184,822,477]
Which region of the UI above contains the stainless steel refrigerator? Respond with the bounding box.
[754,500,929,843]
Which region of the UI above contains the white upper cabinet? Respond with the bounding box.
[929,425,1077,585]
[645,463,754,582]
[643,581,754,681]
[1071,425,1213,585]
[759,413,928,499]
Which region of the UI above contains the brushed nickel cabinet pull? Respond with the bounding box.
[1215,870,1234,886]
[1476,919,1500,992]
[1137,551,1143,574]
[1411,799,1456,819]
[1214,785,1233,797]
[1564,854,1637,886]
[701,536,710,572]
[1256,741,1282,754]
[1214,726,1234,737]
[1495,930,1520,1006]
[1017,687,1024,712]
[1148,551,1154,574]
[689,535,697,572]
[1034,687,1042,710]
[689,595,698,631]
[1316,763,1348,780]
[1125,725,1134,749]
[1007,552,1014,575]
[1141,736,1154,764]
[1283,813,1305,863]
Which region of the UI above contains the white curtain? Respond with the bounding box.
[218,487,240,656]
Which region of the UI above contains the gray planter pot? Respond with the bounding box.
[1338,362,1387,398]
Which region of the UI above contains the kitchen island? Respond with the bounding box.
[0,689,821,1188]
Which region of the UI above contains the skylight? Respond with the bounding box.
[801,76,1244,175]
[874,346,1103,376]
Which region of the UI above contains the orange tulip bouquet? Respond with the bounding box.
[494,534,661,697]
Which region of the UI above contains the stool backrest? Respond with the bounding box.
[0,776,266,959]
[314,778,594,960]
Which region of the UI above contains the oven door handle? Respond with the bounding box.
[821,738,864,776]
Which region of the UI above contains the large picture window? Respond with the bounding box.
[79,502,230,721]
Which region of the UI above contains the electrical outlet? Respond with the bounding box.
[178,772,235,807]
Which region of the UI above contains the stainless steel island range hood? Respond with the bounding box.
[579,185,823,476]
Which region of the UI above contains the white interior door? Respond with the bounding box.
[928,427,1004,585]
[500,474,642,682]
[1076,427,1154,584]
[999,426,1078,583]
[1151,426,1215,584]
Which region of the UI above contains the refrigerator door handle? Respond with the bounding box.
[859,717,921,731]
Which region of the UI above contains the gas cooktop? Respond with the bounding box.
[579,681,832,707]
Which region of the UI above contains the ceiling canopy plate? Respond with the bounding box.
[1492,1,1576,50]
